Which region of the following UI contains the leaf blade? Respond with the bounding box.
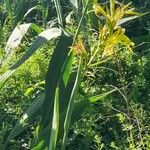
[0,28,62,89]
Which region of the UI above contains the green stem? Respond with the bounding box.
[72,0,90,44]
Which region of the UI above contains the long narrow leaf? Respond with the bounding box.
[31,98,90,150]
[49,87,59,150]
[31,73,76,149]
[110,0,115,17]
[89,89,117,102]
[0,28,62,89]
[62,57,83,150]
[2,23,41,67]
[54,0,63,26]
[62,53,73,86]
[40,34,73,129]
[31,87,116,149]
[117,16,139,26]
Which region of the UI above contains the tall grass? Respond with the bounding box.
[0,0,147,149]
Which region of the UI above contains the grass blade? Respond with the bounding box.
[54,0,63,26]
[117,16,139,26]
[88,89,117,102]
[40,34,73,129]
[62,56,83,150]
[110,0,115,17]
[4,23,31,59]
[0,28,62,89]
[49,87,59,150]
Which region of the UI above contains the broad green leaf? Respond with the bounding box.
[31,87,116,149]
[0,28,62,89]
[62,53,73,86]
[58,72,77,136]
[31,98,90,150]
[40,34,73,129]
[32,34,73,149]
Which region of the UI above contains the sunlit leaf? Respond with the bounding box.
[110,0,115,17]
[0,28,62,89]
[88,89,116,102]
[93,3,110,21]
[5,23,31,59]
[117,16,139,26]
[69,0,78,13]
[49,87,59,150]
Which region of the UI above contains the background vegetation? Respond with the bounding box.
[0,0,150,149]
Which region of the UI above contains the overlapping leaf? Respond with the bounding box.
[5,23,31,58]
[0,27,62,89]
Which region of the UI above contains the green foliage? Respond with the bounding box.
[0,0,150,150]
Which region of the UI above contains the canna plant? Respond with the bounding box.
[0,0,142,150]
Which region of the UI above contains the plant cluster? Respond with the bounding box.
[0,0,150,150]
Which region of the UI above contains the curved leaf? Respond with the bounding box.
[88,89,117,102]
[5,23,31,59]
[0,28,62,89]
[69,0,78,13]
[40,34,73,128]
[117,16,139,26]
[62,57,83,150]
